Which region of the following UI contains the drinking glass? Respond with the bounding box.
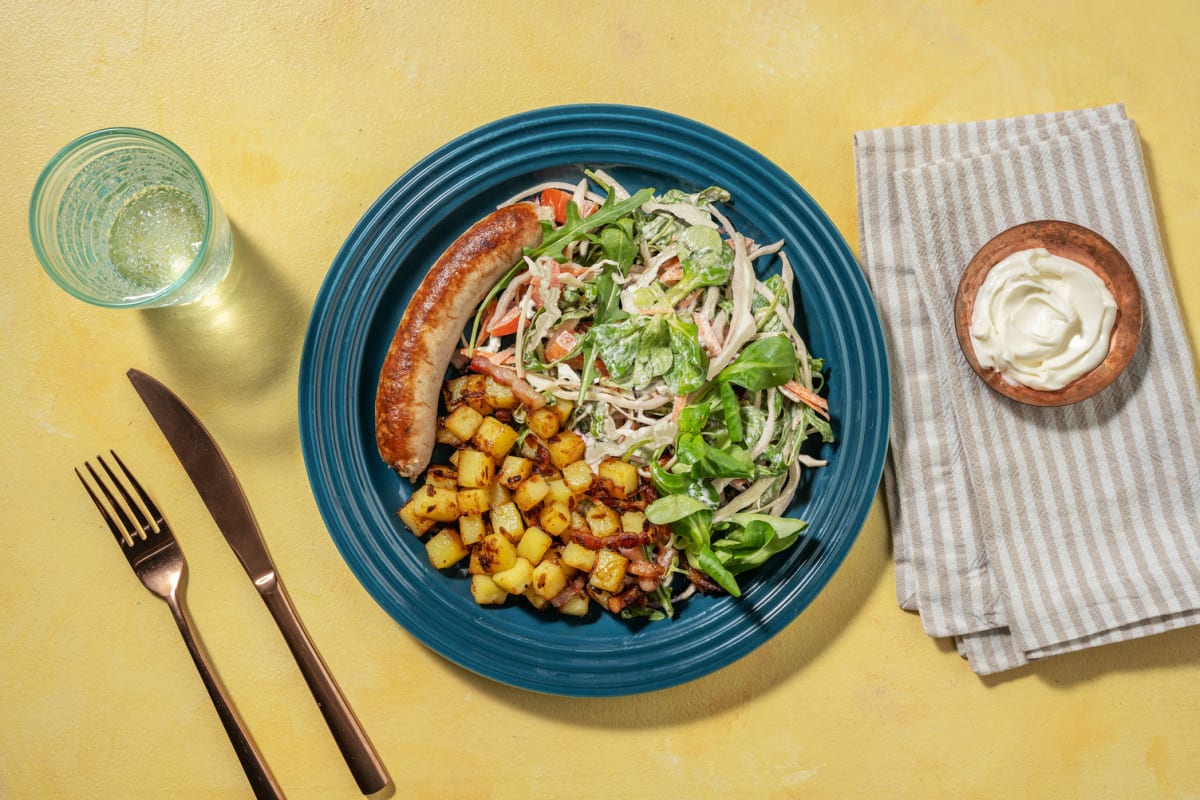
[29,128,233,308]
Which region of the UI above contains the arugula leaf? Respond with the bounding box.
[598,218,638,274]
[532,187,653,260]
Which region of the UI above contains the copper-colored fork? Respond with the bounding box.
[76,451,286,800]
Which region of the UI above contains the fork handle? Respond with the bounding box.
[259,580,390,795]
[167,595,287,800]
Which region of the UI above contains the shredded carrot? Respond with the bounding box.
[781,380,830,419]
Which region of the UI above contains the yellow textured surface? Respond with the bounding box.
[3,2,1198,799]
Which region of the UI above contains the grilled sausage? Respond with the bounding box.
[375,203,543,478]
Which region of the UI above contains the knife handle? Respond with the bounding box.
[259,579,391,795]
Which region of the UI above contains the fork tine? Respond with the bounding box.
[108,450,165,533]
[85,459,142,543]
[75,466,132,547]
[99,451,160,537]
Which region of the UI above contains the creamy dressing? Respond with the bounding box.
[969,248,1117,391]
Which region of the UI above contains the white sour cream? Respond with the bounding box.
[969,248,1117,391]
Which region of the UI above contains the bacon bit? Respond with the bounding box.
[780,380,830,420]
[686,565,726,595]
[606,585,645,614]
[469,354,546,410]
[692,311,723,357]
[570,529,656,551]
[659,257,683,285]
[627,560,665,579]
[551,576,585,608]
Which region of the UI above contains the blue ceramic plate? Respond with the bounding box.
[299,105,889,696]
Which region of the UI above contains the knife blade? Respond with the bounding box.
[128,368,390,796]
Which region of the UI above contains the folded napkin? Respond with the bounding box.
[853,105,1200,675]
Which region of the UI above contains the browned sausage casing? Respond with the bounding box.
[375,203,543,478]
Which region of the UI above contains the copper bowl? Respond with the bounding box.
[954,220,1143,406]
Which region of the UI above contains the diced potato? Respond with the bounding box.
[468,549,485,575]
[545,430,586,469]
[545,478,573,506]
[459,513,487,545]
[531,560,568,599]
[425,465,459,489]
[523,587,551,610]
[585,502,619,537]
[597,458,639,499]
[491,501,525,541]
[516,527,553,564]
[472,417,519,461]
[561,541,597,572]
[559,593,590,616]
[483,375,518,409]
[456,449,495,489]
[589,549,629,593]
[538,501,572,535]
[456,488,490,516]
[478,532,517,574]
[397,498,437,536]
[471,574,508,605]
[570,509,588,530]
[497,455,533,489]
[488,481,512,509]
[435,426,463,447]
[443,405,485,443]
[526,406,561,440]
[445,374,492,415]
[412,485,459,522]
[550,397,574,425]
[492,557,534,594]
[425,529,469,569]
[561,460,595,494]
[621,510,646,534]
[513,473,550,512]
[448,449,461,467]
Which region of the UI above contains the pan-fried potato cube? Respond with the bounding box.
[491,501,525,541]
[483,375,517,409]
[435,426,463,447]
[397,498,437,536]
[488,482,512,508]
[492,557,534,594]
[443,405,485,443]
[459,513,487,545]
[546,478,573,506]
[425,529,469,569]
[588,549,629,593]
[412,485,459,522]
[471,417,519,461]
[562,460,595,494]
[478,532,517,574]
[538,501,572,535]
[546,430,586,469]
[585,502,619,537]
[550,397,574,425]
[513,474,550,512]
[531,560,568,600]
[524,587,550,610]
[425,465,459,489]
[561,541,597,572]
[526,407,561,440]
[497,455,533,489]
[457,488,490,516]
[559,593,590,616]
[597,458,640,499]
[456,449,495,488]
[516,527,553,564]
[471,574,507,605]
[621,510,646,534]
[445,374,492,415]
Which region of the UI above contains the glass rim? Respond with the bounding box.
[28,126,219,309]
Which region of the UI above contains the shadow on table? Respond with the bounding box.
[458,495,892,727]
[137,223,310,455]
[969,623,1200,689]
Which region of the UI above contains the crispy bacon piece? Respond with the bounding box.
[687,565,726,595]
[469,353,546,410]
[569,529,657,551]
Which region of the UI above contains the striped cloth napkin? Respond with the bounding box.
[852,105,1200,675]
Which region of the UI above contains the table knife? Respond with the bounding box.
[127,368,391,796]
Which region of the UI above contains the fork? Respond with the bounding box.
[76,451,286,800]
